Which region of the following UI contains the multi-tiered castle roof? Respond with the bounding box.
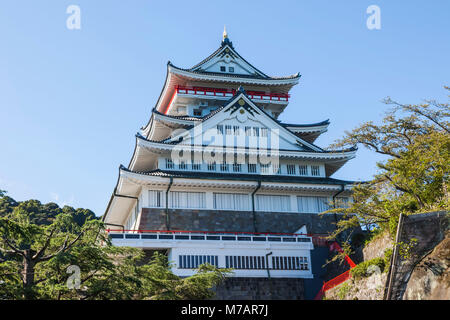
[103,31,356,284]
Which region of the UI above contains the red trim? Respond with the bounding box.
[313,241,356,300]
[162,89,177,115]
[106,228,324,237]
[160,85,290,115]
[175,85,290,101]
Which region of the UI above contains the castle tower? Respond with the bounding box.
[103,32,356,298]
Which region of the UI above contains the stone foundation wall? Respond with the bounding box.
[213,277,304,300]
[389,211,449,300]
[139,208,343,235]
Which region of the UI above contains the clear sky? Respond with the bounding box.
[0,0,449,215]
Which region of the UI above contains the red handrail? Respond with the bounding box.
[175,85,290,101]
[106,228,325,237]
[314,241,356,300]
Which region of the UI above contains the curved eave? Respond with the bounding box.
[135,134,357,161]
[103,167,140,226]
[152,110,198,126]
[169,63,300,85]
[284,120,330,134]
[120,166,356,192]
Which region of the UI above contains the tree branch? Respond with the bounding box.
[32,228,56,260]
[2,238,25,258]
[38,231,84,262]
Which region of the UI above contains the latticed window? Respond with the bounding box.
[297,196,330,213]
[298,165,308,176]
[287,164,296,175]
[148,190,164,208]
[225,125,232,135]
[232,163,242,172]
[245,126,252,136]
[179,255,218,269]
[207,161,216,171]
[233,126,240,135]
[272,256,309,270]
[226,256,266,269]
[220,162,229,172]
[217,125,224,135]
[255,194,291,212]
[252,127,260,137]
[260,164,269,174]
[261,128,268,137]
[179,161,187,170]
[192,161,201,171]
[247,163,257,173]
[311,165,320,176]
[213,193,250,211]
[165,158,174,169]
[169,191,206,209]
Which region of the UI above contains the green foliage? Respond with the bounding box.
[0,192,231,300]
[350,257,386,279]
[324,87,450,239]
[336,282,351,300]
[383,248,393,270]
[397,238,419,260]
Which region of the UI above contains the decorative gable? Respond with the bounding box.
[168,89,322,152]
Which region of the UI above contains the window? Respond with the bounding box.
[170,191,206,209]
[165,158,174,169]
[261,128,268,137]
[233,125,240,135]
[192,161,201,171]
[297,196,330,213]
[220,162,229,172]
[148,190,164,208]
[311,165,320,176]
[225,125,232,135]
[217,125,224,135]
[287,164,296,175]
[255,194,291,212]
[335,197,350,208]
[272,256,308,270]
[207,161,216,171]
[220,66,226,72]
[272,164,280,175]
[245,126,252,136]
[232,163,242,172]
[179,161,187,170]
[193,109,202,116]
[179,255,218,269]
[213,193,250,211]
[247,163,257,173]
[252,127,260,137]
[226,256,265,269]
[229,66,234,73]
[298,165,308,176]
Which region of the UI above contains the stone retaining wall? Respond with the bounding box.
[139,208,343,235]
[213,277,304,300]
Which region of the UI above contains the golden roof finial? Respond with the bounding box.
[223,25,228,40]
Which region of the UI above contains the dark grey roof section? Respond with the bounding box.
[281,119,330,128]
[170,62,300,80]
[120,166,357,186]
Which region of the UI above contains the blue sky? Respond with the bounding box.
[0,0,449,215]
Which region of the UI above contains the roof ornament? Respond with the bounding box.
[221,26,233,48]
[223,25,228,40]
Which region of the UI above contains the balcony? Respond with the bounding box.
[174,86,290,103]
[107,229,314,249]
